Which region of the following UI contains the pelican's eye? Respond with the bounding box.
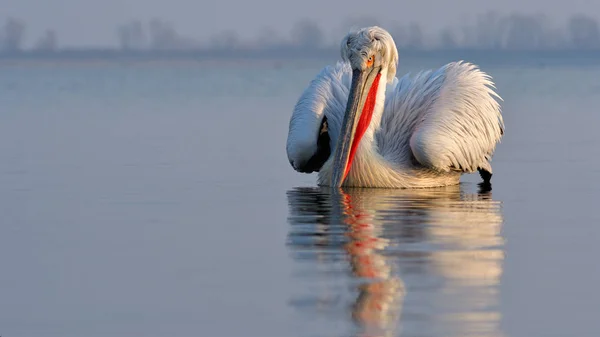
[366,55,374,67]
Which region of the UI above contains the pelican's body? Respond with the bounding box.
[286,26,504,188]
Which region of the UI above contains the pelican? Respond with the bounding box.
[286,26,504,188]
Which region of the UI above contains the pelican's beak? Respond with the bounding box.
[331,66,382,188]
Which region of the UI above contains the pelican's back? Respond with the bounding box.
[377,61,504,174]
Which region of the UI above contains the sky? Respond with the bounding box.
[1,0,600,47]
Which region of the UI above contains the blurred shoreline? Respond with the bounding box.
[4,11,600,65]
[2,48,600,67]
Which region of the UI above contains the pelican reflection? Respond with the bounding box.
[286,184,505,337]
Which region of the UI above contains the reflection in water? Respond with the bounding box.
[286,184,505,337]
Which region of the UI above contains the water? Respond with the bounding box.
[1,56,599,337]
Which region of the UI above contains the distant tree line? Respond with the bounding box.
[443,12,600,50]
[3,12,600,54]
[115,13,600,52]
[0,17,57,53]
[117,18,199,50]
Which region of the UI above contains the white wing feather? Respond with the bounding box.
[378,61,504,173]
[286,62,351,170]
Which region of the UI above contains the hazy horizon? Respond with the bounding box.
[2,0,600,47]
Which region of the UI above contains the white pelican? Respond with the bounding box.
[286,26,504,188]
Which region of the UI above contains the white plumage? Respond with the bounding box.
[286,26,504,188]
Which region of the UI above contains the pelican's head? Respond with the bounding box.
[341,26,398,82]
[331,27,399,187]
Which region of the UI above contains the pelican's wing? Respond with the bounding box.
[378,61,504,173]
[286,61,352,173]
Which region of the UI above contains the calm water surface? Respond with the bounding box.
[1,57,599,337]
